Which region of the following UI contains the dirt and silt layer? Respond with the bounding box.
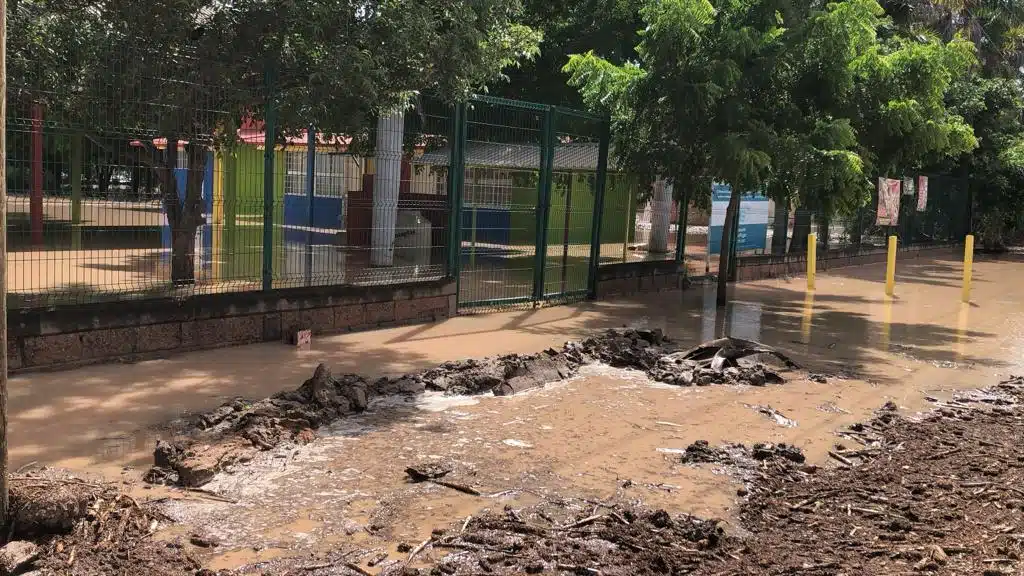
[6,329,1024,575]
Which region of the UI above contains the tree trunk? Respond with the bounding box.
[789,210,811,254]
[98,164,112,196]
[716,187,740,307]
[156,140,206,286]
[817,216,829,252]
[771,201,788,255]
[130,162,141,200]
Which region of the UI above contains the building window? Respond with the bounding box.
[284,151,346,197]
[464,167,512,208]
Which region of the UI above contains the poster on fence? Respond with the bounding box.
[876,177,901,226]
[709,183,770,254]
[917,176,928,212]
[902,177,915,196]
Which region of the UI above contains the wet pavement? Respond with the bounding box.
[10,251,1024,569]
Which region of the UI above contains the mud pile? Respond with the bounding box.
[3,471,199,576]
[146,330,800,487]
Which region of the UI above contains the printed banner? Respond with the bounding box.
[708,183,771,254]
[902,177,915,196]
[917,176,928,212]
[876,177,901,226]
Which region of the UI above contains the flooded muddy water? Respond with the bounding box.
[9,254,1024,569]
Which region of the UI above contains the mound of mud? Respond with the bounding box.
[147,330,800,487]
[5,471,198,576]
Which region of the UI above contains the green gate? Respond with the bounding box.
[451,96,610,312]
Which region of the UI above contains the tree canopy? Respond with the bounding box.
[8,0,542,283]
[565,0,978,304]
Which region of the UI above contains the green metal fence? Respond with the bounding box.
[4,37,610,313]
[451,96,611,311]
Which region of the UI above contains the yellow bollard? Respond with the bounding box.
[961,234,975,303]
[885,235,897,296]
[807,233,817,290]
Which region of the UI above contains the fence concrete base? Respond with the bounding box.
[593,244,959,298]
[735,244,957,281]
[9,280,456,373]
[595,260,687,297]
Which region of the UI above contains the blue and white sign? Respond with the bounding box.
[708,183,770,254]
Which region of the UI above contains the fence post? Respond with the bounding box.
[587,117,610,299]
[675,186,689,265]
[304,124,316,287]
[448,102,467,285]
[728,201,740,282]
[533,107,555,301]
[262,68,277,292]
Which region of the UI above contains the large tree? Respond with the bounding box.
[886,0,1024,249]
[566,0,975,305]
[10,0,541,284]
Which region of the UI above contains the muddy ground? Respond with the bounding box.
[214,376,1024,576]
[7,327,1024,575]
[145,330,788,489]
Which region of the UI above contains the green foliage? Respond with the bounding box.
[565,0,976,213]
[488,0,642,106]
[889,0,1024,248]
[9,0,542,140]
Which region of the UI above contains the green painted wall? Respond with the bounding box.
[217,144,286,283]
[599,173,638,245]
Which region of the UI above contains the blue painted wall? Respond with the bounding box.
[161,151,215,270]
[283,193,344,231]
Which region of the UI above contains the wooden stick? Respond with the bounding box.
[828,451,853,467]
[430,479,481,496]
[408,537,432,562]
[928,447,962,460]
[557,563,602,575]
[557,514,605,530]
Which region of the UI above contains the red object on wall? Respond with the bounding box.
[31,104,45,246]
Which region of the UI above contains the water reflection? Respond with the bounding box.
[956,303,970,361]
[880,296,894,351]
[801,291,814,344]
[699,287,763,342]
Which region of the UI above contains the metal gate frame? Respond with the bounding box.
[451,96,611,312]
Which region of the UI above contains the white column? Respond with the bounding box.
[648,179,673,253]
[371,108,405,266]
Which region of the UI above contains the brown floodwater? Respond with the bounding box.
[9,251,1024,569]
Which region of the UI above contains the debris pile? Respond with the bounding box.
[236,499,728,576]
[688,377,1024,575]
[145,330,801,487]
[5,471,198,576]
[648,337,796,387]
[676,440,806,467]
